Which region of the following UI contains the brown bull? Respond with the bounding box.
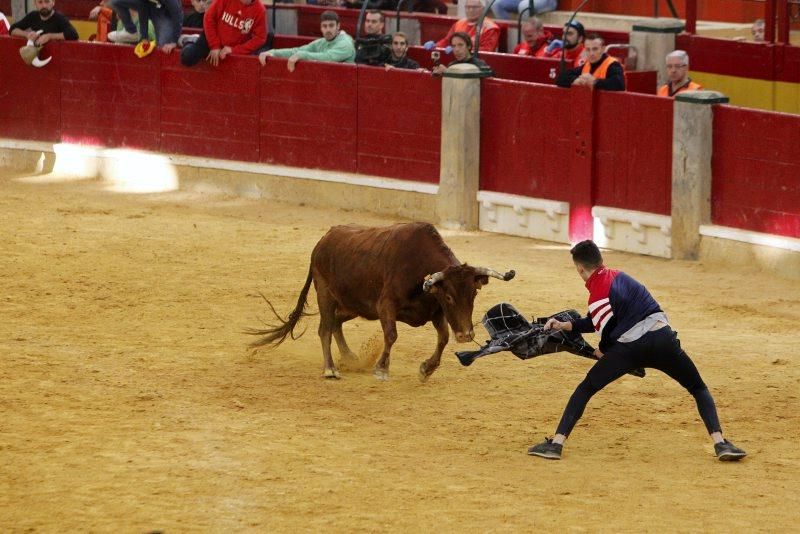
[246,222,514,381]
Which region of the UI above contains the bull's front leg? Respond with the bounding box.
[419,311,449,382]
[374,303,397,381]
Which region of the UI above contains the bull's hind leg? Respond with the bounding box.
[333,310,358,363]
[374,302,398,381]
[419,311,449,382]
[315,282,340,379]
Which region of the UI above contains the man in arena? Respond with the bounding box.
[259,10,355,71]
[556,32,624,91]
[658,50,703,97]
[384,32,421,70]
[528,240,747,462]
[355,10,390,66]
[180,0,266,67]
[431,31,493,76]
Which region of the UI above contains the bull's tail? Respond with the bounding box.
[245,266,314,350]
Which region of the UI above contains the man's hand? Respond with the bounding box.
[219,46,233,60]
[573,73,596,88]
[287,54,300,72]
[258,50,272,65]
[431,64,447,76]
[544,318,572,332]
[35,33,52,46]
[26,30,40,42]
[160,42,177,54]
[206,48,221,66]
[88,5,102,19]
[593,348,604,359]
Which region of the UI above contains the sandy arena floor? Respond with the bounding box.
[0,170,798,532]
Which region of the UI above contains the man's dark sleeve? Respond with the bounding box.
[9,11,37,32]
[56,13,79,40]
[594,61,625,91]
[556,65,580,88]
[571,315,595,334]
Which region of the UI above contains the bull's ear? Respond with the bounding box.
[474,275,489,289]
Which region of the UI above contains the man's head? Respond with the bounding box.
[563,20,585,50]
[665,50,689,84]
[464,0,484,23]
[570,240,603,281]
[190,0,209,12]
[320,10,340,41]
[35,0,55,18]
[451,32,472,61]
[391,31,409,59]
[583,33,604,64]
[752,18,765,42]
[521,18,544,47]
[364,10,384,36]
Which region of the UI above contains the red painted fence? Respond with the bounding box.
[0,36,441,183]
[712,105,800,238]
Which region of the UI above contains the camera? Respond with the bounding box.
[431,50,440,67]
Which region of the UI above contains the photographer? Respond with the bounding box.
[431,32,494,77]
[355,10,391,66]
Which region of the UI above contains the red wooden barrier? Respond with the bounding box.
[712,105,800,238]
[59,41,160,149]
[594,91,672,215]
[356,65,441,183]
[0,36,61,142]
[259,58,358,172]
[161,54,260,161]
[480,78,595,238]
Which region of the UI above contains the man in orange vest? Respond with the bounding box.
[658,50,703,97]
[556,32,624,91]
[423,0,499,53]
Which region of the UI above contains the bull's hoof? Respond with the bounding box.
[373,368,389,381]
[418,364,430,383]
[323,368,341,379]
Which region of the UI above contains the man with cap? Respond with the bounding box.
[543,19,585,67]
[9,0,78,45]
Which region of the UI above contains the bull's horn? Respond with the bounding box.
[474,267,516,281]
[422,271,445,292]
[32,55,52,68]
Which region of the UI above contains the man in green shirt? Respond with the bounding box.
[259,10,355,71]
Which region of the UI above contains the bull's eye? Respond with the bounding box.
[445,294,454,305]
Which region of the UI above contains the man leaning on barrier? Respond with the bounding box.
[556,32,624,91]
[355,10,391,66]
[259,10,355,72]
[431,31,494,77]
[9,0,78,45]
[180,0,266,67]
[384,32,422,71]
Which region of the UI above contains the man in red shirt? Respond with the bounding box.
[541,20,585,67]
[423,0,499,53]
[180,0,266,67]
[512,17,552,57]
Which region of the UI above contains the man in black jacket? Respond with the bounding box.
[556,33,624,91]
[384,32,421,70]
[9,0,78,45]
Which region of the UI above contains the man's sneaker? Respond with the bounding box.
[527,437,562,460]
[108,29,141,44]
[715,440,747,461]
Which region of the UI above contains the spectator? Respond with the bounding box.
[556,32,624,91]
[107,0,182,54]
[384,31,421,70]
[259,11,355,72]
[424,0,499,53]
[512,17,553,57]
[355,10,390,66]
[89,2,156,43]
[494,0,556,21]
[9,0,78,44]
[751,18,765,42]
[657,50,702,97]
[1,10,10,35]
[431,31,494,76]
[180,0,266,67]
[183,0,209,28]
[411,0,448,14]
[544,20,585,67]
